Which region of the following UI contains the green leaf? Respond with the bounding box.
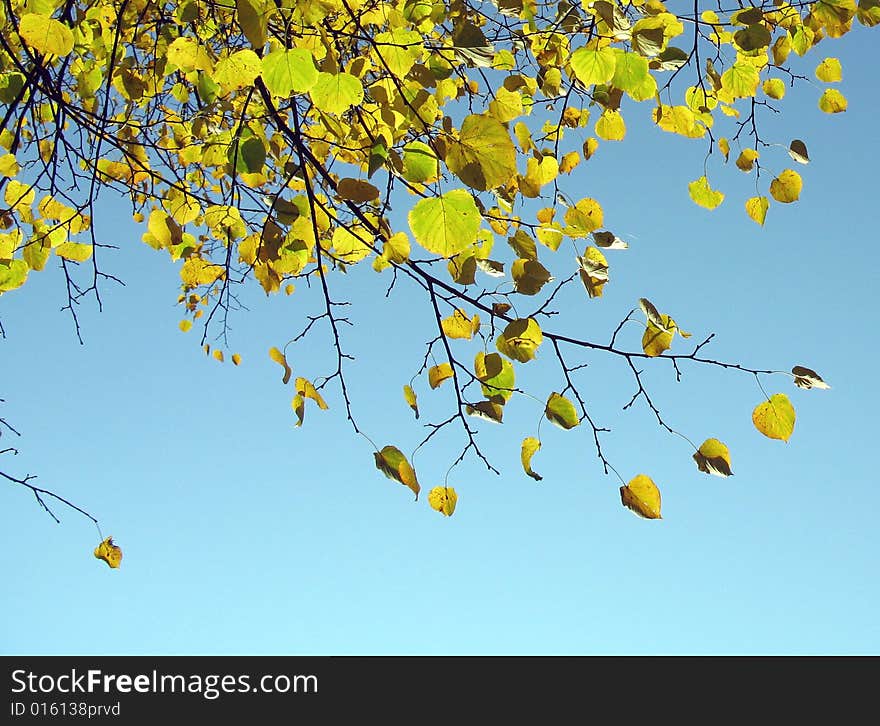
[496,318,543,363]
[261,48,318,96]
[445,114,517,191]
[693,438,733,477]
[521,437,543,481]
[0,258,28,294]
[214,49,262,94]
[308,72,364,115]
[545,392,579,430]
[18,13,74,57]
[721,62,760,98]
[408,190,481,258]
[229,135,265,174]
[688,176,725,209]
[752,393,796,442]
[236,0,267,49]
[474,352,515,404]
[569,47,616,87]
[402,141,440,183]
[610,50,649,96]
[374,446,420,499]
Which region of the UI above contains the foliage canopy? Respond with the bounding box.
[0,0,870,560]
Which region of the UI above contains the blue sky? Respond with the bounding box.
[2,25,878,655]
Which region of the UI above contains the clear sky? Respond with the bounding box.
[2,25,878,655]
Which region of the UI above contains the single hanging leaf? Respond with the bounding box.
[792,365,831,390]
[402,141,440,184]
[512,258,553,295]
[474,352,515,404]
[374,446,420,499]
[520,437,543,481]
[578,246,609,298]
[638,298,664,329]
[428,363,454,389]
[408,190,481,258]
[688,176,725,210]
[770,169,802,203]
[735,149,760,173]
[819,88,847,113]
[620,474,662,519]
[762,78,786,99]
[592,231,628,250]
[403,385,419,418]
[641,314,679,357]
[752,393,796,442]
[18,14,75,57]
[788,139,810,164]
[465,400,504,423]
[428,486,457,516]
[94,537,123,569]
[815,57,843,82]
[745,196,769,226]
[545,392,580,430]
[269,346,292,384]
[496,318,543,363]
[337,178,380,203]
[693,438,734,477]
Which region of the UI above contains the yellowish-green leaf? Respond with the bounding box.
[496,317,542,363]
[18,13,74,57]
[745,196,769,226]
[408,190,481,258]
[721,62,760,98]
[595,109,626,141]
[752,393,796,442]
[693,438,733,477]
[445,114,517,191]
[688,176,724,210]
[569,47,616,87]
[564,198,604,236]
[819,88,848,113]
[308,72,364,115]
[441,308,480,340]
[611,50,649,97]
[428,486,457,516]
[402,141,440,184]
[54,242,93,262]
[577,246,609,298]
[769,169,802,203]
[641,313,680,357]
[816,57,843,82]
[403,384,419,419]
[428,362,454,389]
[236,0,268,48]
[260,48,318,95]
[521,437,543,481]
[858,0,880,27]
[269,346,292,384]
[792,365,831,390]
[374,445,421,499]
[545,392,579,430]
[0,259,28,294]
[620,474,662,519]
[93,537,122,568]
[762,78,786,100]
[214,49,262,94]
[475,351,515,404]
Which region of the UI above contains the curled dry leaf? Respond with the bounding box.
[428,486,458,516]
[792,365,830,390]
[693,438,733,477]
[94,537,123,569]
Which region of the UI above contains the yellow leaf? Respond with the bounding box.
[166,36,213,73]
[688,176,724,210]
[693,438,733,477]
[735,148,759,172]
[374,446,420,499]
[213,349,224,363]
[214,49,262,94]
[292,393,305,426]
[745,196,769,226]
[559,151,580,174]
[719,137,730,161]
[496,317,542,363]
[762,78,786,99]
[428,486,457,516]
[0,152,19,177]
[269,346,292,384]
[752,393,796,442]
[819,88,847,113]
[232,353,242,366]
[769,169,802,203]
[94,537,122,569]
[403,384,419,419]
[428,363,454,389]
[620,474,662,519]
[180,257,225,289]
[54,242,93,262]
[18,14,74,57]
[815,57,843,82]
[295,377,328,410]
[441,308,479,340]
[595,109,626,141]
[179,319,193,333]
[521,437,542,481]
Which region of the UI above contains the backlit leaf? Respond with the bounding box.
[819,88,848,113]
[408,190,481,258]
[214,49,262,94]
[54,242,93,262]
[374,446,420,499]
[496,318,543,363]
[445,114,517,191]
[428,362,454,389]
[745,196,769,225]
[752,393,796,442]
[816,57,843,82]
[763,78,786,99]
[475,351,515,403]
[688,176,724,210]
[402,141,440,183]
[295,377,329,410]
[441,308,480,340]
[308,72,364,115]
[595,109,626,141]
[269,346,292,384]
[545,392,579,430]
[521,437,543,481]
[94,537,122,568]
[570,47,616,86]
[261,48,318,96]
[19,14,74,57]
[769,169,802,203]
[721,62,760,98]
[428,486,457,516]
[693,438,733,477]
[620,474,662,519]
[403,384,419,419]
